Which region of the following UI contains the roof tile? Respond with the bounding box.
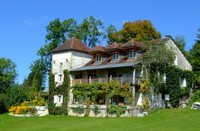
[51,37,89,53]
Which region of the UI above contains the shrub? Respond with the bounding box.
[91,105,100,116]
[107,105,127,117]
[141,97,150,111]
[72,106,85,114]
[9,105,31,115]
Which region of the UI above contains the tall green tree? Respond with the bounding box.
[106,25,117,44]
[190,29,200,87]
[23,59,46,91]
[79,16,105,48]
[0,57,17,93]
[108,20,161,43]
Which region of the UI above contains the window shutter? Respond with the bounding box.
[60,95,63,103]
[54,74,59,82]
[183,78,187,87]
[54,95,58,103]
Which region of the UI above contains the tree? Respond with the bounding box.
[23,59,46,91]
[108,20,161,43]
[0,57,17,93]
[36,16,109,86]
[79,16,105,48]
[38,18,66,73]
[106,25,117,44]
[190,29,200,87]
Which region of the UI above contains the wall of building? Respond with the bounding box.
[165,39,192,71]
[52,51,92,74]
[71,51,92,69]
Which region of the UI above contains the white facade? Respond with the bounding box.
[52,51,92,74]
[165,38,192,71]
[52,50,92,105]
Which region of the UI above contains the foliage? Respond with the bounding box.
[72,81,132,117]
[190,29,200,88]
[48,70,70,115]
[108,20,161,43]
[47,71,56,114]
[36,17,113,86]
[0,57,17,93]
[79,16,105,48]
[191,90,200,102]
[106,25,117,44]
[2,84,30,112]
[141,96,150,111]
[8,100,38,115]
[23,59,46,91]
[107,105,127,117]
[72,106,85,115]
[142,43,175,72]
[141,41,194,107]
[139,79,151,93]
[91,105,100,116]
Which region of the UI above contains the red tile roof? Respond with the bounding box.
[105,42,122,51]
[51,37,89,53]
[121,40,145,49]
[89,45,107,54]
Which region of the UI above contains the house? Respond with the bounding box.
[51,36,192,117]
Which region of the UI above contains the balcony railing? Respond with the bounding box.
[72,77,141,86]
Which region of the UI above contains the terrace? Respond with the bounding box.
[72,76,141,86]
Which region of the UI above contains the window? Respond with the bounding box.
[180,78,187,87]
[54,95,63,104]
[111,95,124,105]
[59,75,63,82]
[129,50,135,58]
[96,54,101,62]
[113,52,118,60]
[174,55,178,66]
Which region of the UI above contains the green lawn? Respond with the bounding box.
[0,108,200,131]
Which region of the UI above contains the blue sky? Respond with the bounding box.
[0,0,199,84]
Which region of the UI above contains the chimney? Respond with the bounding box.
[165,35,172,39]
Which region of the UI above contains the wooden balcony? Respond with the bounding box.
[72,77,141,86]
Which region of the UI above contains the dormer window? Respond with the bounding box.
[129,50,135,59]
[96,54,101,62]
[113,52,118,60]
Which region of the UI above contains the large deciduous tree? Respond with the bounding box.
[0,57,17,93]
[108,20,161,43]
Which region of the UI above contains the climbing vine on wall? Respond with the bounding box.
[48,69,70,115]
[72,80,133,117]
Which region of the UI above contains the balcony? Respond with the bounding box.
[72,77,141,86]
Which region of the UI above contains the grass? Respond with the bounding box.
[0,108,200,131]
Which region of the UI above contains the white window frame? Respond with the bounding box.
[113,52,118,60]
[96,54,101,62]
[129,50,135,58]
